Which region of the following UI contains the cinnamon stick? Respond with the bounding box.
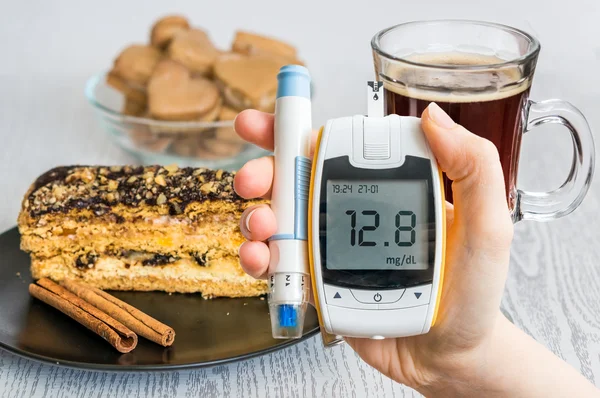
[61,279,175,347]
[29,278,137,353]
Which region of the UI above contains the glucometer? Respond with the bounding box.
[269,67,445,343]
[308,82,446,340]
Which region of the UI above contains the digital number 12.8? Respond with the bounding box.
[345,210,416,247]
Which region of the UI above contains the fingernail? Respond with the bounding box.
[233,113,239,133]
[428,103,455,129]
[244,208,258,232]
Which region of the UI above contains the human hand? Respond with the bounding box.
[233,103,515,394]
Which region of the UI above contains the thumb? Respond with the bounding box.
[421,103,513,250]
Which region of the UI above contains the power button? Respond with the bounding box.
[350,289,404,304]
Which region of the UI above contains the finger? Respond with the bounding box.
[239,241,270,279]
[234,156,274,199]
[234,109,320,156]
[234,110,275,151]
[421,103,513,249]
[239,204,277,241]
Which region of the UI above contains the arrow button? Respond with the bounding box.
[324,284,370,308]
[379,284,432,309]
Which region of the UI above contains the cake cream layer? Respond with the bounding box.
[31,255,268,298]
[20,208,245,259]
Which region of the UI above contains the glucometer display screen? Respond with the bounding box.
[326,180,429,270]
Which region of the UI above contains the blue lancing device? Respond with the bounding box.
[267,65,312,339]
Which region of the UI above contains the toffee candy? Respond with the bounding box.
[232,31,297,60]
[111,45,163,88]
[148,59,221,121]
[151,15,190,49]
[214,54,288,112]
[168,29,220,77]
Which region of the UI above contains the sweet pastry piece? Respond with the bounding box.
[106,71,147,105]
[148,60,220,121]
[218,106,239,121]
[128,125,173,152]
[169,126,244,159]
[109,45,163,88]
[214,54,288,112]
[232,31,297,60]
[170,135,222,159]
[212,107,247,157]
[168,105,246,159]
[168,29,220,77]
[151,15,190,49]
[122,95,147,116]
[18,165,267,298]
[203,133,245,157]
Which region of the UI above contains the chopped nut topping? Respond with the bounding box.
[200,182,217,194]
[164,164,179,173]
[25,165,245,217]
[155,175,167,186]
[65,168,96,184]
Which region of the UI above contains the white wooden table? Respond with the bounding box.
[1,0,599,396]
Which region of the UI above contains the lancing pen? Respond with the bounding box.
[268,65,312,339]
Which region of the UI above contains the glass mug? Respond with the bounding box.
[372,20,595,222]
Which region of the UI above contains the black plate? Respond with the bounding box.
[0,227,319,371]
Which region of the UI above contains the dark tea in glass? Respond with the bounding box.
[383,53,530,204]
[372,21,594,222]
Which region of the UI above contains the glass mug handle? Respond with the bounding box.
[515,100,596,222]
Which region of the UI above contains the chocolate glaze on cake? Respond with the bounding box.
[25,165,242,217]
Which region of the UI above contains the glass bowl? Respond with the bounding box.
[85,73,270,170]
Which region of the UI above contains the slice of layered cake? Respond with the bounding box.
[18,165,267,298]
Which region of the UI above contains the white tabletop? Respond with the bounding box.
[1,0,599,396]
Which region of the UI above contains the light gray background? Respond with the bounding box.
[1,0,599,396]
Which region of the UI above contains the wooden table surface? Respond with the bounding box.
[1,0,599,396]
